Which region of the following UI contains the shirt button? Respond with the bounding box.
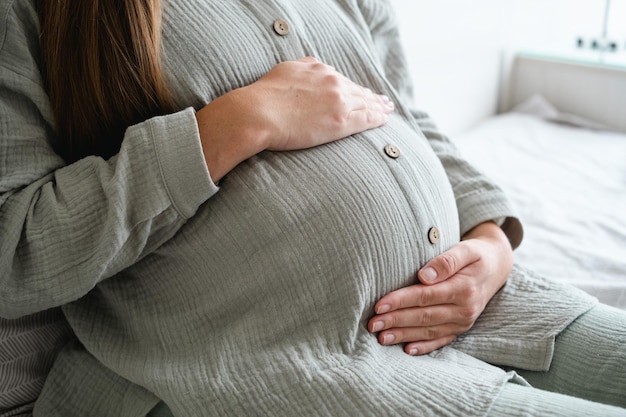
[428,227,441,244]
[384,144,400,159]
[273,19,290,36]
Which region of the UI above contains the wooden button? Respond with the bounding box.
[383,144,400,159]
[428,227,441,244]
[273,19,290,36]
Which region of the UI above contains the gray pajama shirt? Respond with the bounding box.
[0,0,597,416]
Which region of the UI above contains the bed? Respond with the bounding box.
[453,93,626,310]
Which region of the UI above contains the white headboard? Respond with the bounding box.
[502,53,626,133]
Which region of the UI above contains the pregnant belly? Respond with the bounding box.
[68,115,460,405]
[167,117,456,329]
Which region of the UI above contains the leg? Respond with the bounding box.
[511,303,626,408]
[487,382,626,417]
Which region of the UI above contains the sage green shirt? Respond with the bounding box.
[0,0,596,416]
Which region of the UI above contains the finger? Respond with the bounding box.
[355,86,395,112]
[298,56,337,75]
[404,335,458,356]
[341,91,389,113]
[369,92,395,114]
[338,79,393,107]
[377,323,462,346]
[368,304,460,333]
[342,105,390,134]
[418,241,479,285]
[345,94,394,127]
[298,56,320,63]
[374,281,456,314]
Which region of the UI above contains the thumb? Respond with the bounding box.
[418,242,476,285]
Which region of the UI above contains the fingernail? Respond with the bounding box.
[371,321,384,332]
[421,267,438,283]
[382,334,395,345]
[408,347,418,356]
[377,304,391,314]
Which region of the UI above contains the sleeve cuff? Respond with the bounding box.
[148,107,219,219]
[457,190,524,250]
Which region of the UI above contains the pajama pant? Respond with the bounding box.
[488,303,626,416]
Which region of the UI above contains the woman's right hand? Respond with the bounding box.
[195,57,394,182]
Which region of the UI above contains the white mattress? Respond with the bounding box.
[454,105,626,309]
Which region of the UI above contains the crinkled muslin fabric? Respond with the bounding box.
[0,0,596,416]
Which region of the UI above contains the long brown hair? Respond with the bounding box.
[37,0,175,163]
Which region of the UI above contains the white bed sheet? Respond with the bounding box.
[454,110,626,309]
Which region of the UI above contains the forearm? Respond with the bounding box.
[0,109,215,318]
[195,87,268,184]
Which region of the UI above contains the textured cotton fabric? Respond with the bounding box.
[0,0,599,416]
[0,311,73,416]
[511,303,626,409]
[488,383,626,417]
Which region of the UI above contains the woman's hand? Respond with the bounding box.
[252,56,394,151]
[195,57,394,182]
[368,221,513,355]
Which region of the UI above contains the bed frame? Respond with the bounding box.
[501,52,626,133]
[456,52,626,309]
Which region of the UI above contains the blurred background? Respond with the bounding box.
[389,0,626,135]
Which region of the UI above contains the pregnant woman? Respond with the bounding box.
[1,0,625,416]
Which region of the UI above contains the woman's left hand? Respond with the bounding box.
[367,221,513,355]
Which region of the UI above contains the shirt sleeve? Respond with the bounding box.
[0,1,218,319]
[357,0,523,249]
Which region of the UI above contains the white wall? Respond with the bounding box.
[389,0,506,136]
[505,0,605,52]
[389,0,625,136]
[608,0,626,39]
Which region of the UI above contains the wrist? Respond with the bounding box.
[226,86,274,151]
[462,221,509,247]
[195,88,269,182]
[463,221,513,286]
